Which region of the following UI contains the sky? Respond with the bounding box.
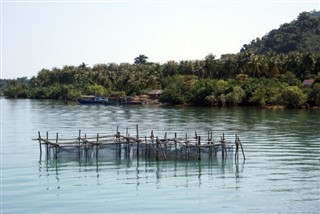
[1,0,319,79]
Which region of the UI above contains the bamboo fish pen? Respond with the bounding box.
[35,125,245,161]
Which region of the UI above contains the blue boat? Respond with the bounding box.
[77,95,107,104]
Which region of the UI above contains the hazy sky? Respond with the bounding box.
[1,0,319,79]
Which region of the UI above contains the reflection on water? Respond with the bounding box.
[38,155,245,191]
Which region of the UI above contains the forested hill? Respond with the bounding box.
[241,11,320,54]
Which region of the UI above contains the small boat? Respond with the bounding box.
[78,95,143,105]
[77,95,107,104]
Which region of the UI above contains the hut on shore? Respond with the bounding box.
[147,90,163,99]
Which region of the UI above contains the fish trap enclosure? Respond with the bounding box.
[35,125,245,161]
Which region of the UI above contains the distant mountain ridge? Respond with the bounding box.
[241,10,320,54]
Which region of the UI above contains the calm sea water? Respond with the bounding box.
[1,98,319,213]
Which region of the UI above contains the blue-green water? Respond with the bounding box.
[1,99,319,213]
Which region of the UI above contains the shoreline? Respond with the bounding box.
[1,96,319,110]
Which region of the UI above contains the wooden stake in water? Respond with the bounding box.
[198,136,201,160]
[174,132,177,153]
[38,131,42,155]
[144,136,148,158]
[55,132,59,159]
[56,132,59,144]
[137,138,140,157]
[96,133,99,158]
[155,137,159,161]
[77,130,81,159]
[238,136,246,160]
[46,131,49,158]
[136,124,139,139]
[221,136,225,159]
[235,134,239,160]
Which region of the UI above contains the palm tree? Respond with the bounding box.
[220,54,238,79]
[284,52,302,76]
[301,53,315,78]
[246,53,261,78]
[162,61,179,77]
[134,55,148,64]
[204,54,217,78]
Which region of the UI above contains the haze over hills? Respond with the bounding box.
[240,10,320,54]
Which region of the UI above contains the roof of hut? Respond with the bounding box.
[302,79,314,86]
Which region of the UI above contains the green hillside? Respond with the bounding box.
[241,11,320,54]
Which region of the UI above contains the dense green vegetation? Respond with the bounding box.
[1,11,320,108]
[0,77,29,98]
[241,11,320,54]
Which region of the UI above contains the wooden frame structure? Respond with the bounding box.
[35,125,245,161]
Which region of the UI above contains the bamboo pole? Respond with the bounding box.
[185,133,189,160]
[78,130,81,142]
[144,136,147,158]
[46,131,49,158]
[221,136,225,159]
[208,131,212,159]
[235,134,239,160]
[198,136,201,160]
[38,131,42,155]
[55,132,59,159]
[137,138,140,157]
[164,132,167,154]
[161,143,167,161]
[78,130,81,159]
[84,133,88,159]
[96,133,99,158]
[136,125,140,157]
[150,131,154,159]
[157,138,167,161]
[156,137,160,161]
[238,136,246,160]
[136,124,139,139]
[174,132,177,156]
[223,133,227,158]
[116,127,121,158]
[56,132,59,144]
[125,133,130,157]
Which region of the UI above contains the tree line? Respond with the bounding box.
[1,51,320,107]
[2,11,320,108]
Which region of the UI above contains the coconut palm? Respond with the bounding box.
[134,55,148,64]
